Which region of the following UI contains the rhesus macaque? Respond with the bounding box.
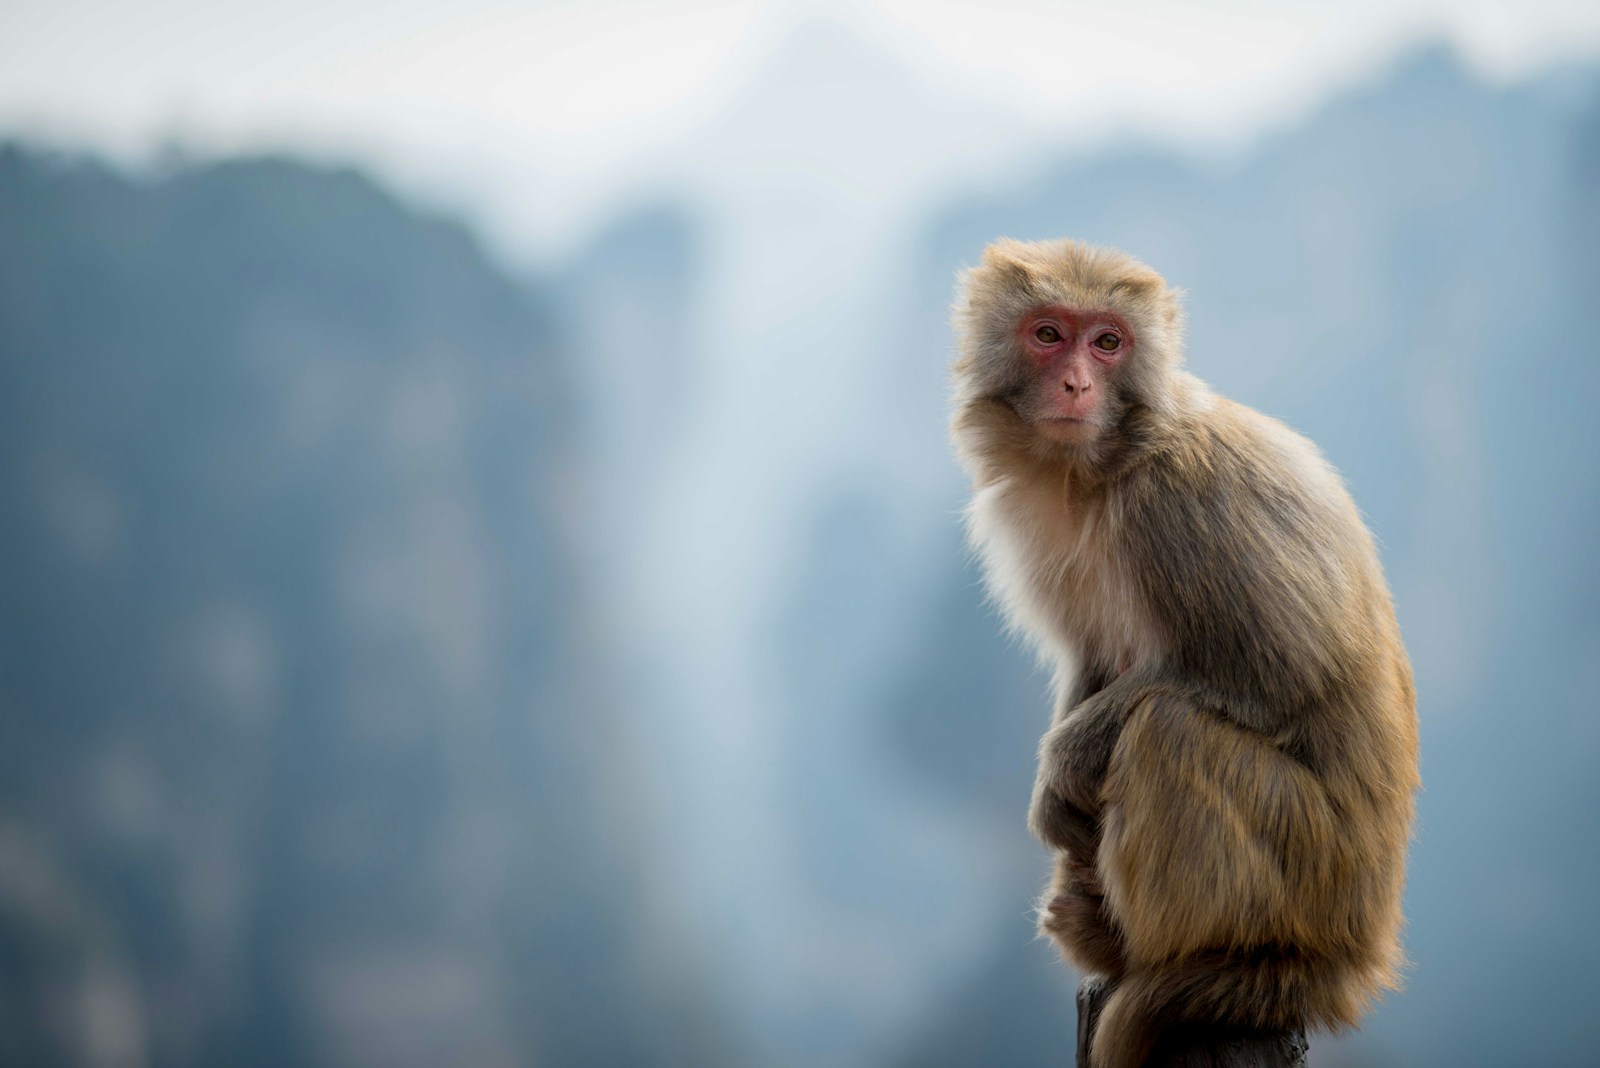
[948,239,1419,1068]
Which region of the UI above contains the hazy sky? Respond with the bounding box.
[3,0,1597,254]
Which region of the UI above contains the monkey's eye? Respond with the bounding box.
[1034,325,1062,344]
[1094,332,1121,352]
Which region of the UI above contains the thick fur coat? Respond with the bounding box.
[949,239,1419,1068]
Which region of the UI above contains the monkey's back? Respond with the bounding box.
[1103,389,1419,1011]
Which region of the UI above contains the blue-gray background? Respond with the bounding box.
[2,13,1598,1068]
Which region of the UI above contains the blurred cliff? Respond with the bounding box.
[0,154,732,1067]
[0,36,1598,1068]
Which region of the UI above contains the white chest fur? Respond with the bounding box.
[966,472,1162,685]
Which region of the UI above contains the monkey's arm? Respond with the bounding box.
[1028,666,1164,852]
[1035,672,1343,964]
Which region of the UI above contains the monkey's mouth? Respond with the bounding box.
[1036,415,1095,444]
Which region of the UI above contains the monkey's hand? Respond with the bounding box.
[1028,759,1101,857]
[1029,674,1148,854]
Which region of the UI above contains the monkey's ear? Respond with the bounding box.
[1107,267,1165,303]
[979,240,1039,291]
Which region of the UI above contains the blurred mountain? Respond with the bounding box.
[0,149,735,1068]
[881,43,1600,1068]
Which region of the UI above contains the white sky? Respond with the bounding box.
[2,0,1597,255]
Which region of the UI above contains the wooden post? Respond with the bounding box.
[1075,976,1309,1067]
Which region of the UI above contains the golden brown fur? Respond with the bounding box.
[949,239,1419,1067]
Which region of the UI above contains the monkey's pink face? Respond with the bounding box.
[1015,305,1132,443]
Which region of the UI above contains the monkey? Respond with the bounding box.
[947,238,1419,1068]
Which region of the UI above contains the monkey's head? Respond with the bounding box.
[951,238,1185,461]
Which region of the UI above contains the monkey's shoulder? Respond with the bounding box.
[1118,395,1385,629]
[1117,398,1402,715]
[1129,395,1360,539]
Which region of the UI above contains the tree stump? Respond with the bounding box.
[1075,976,1309,1067]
